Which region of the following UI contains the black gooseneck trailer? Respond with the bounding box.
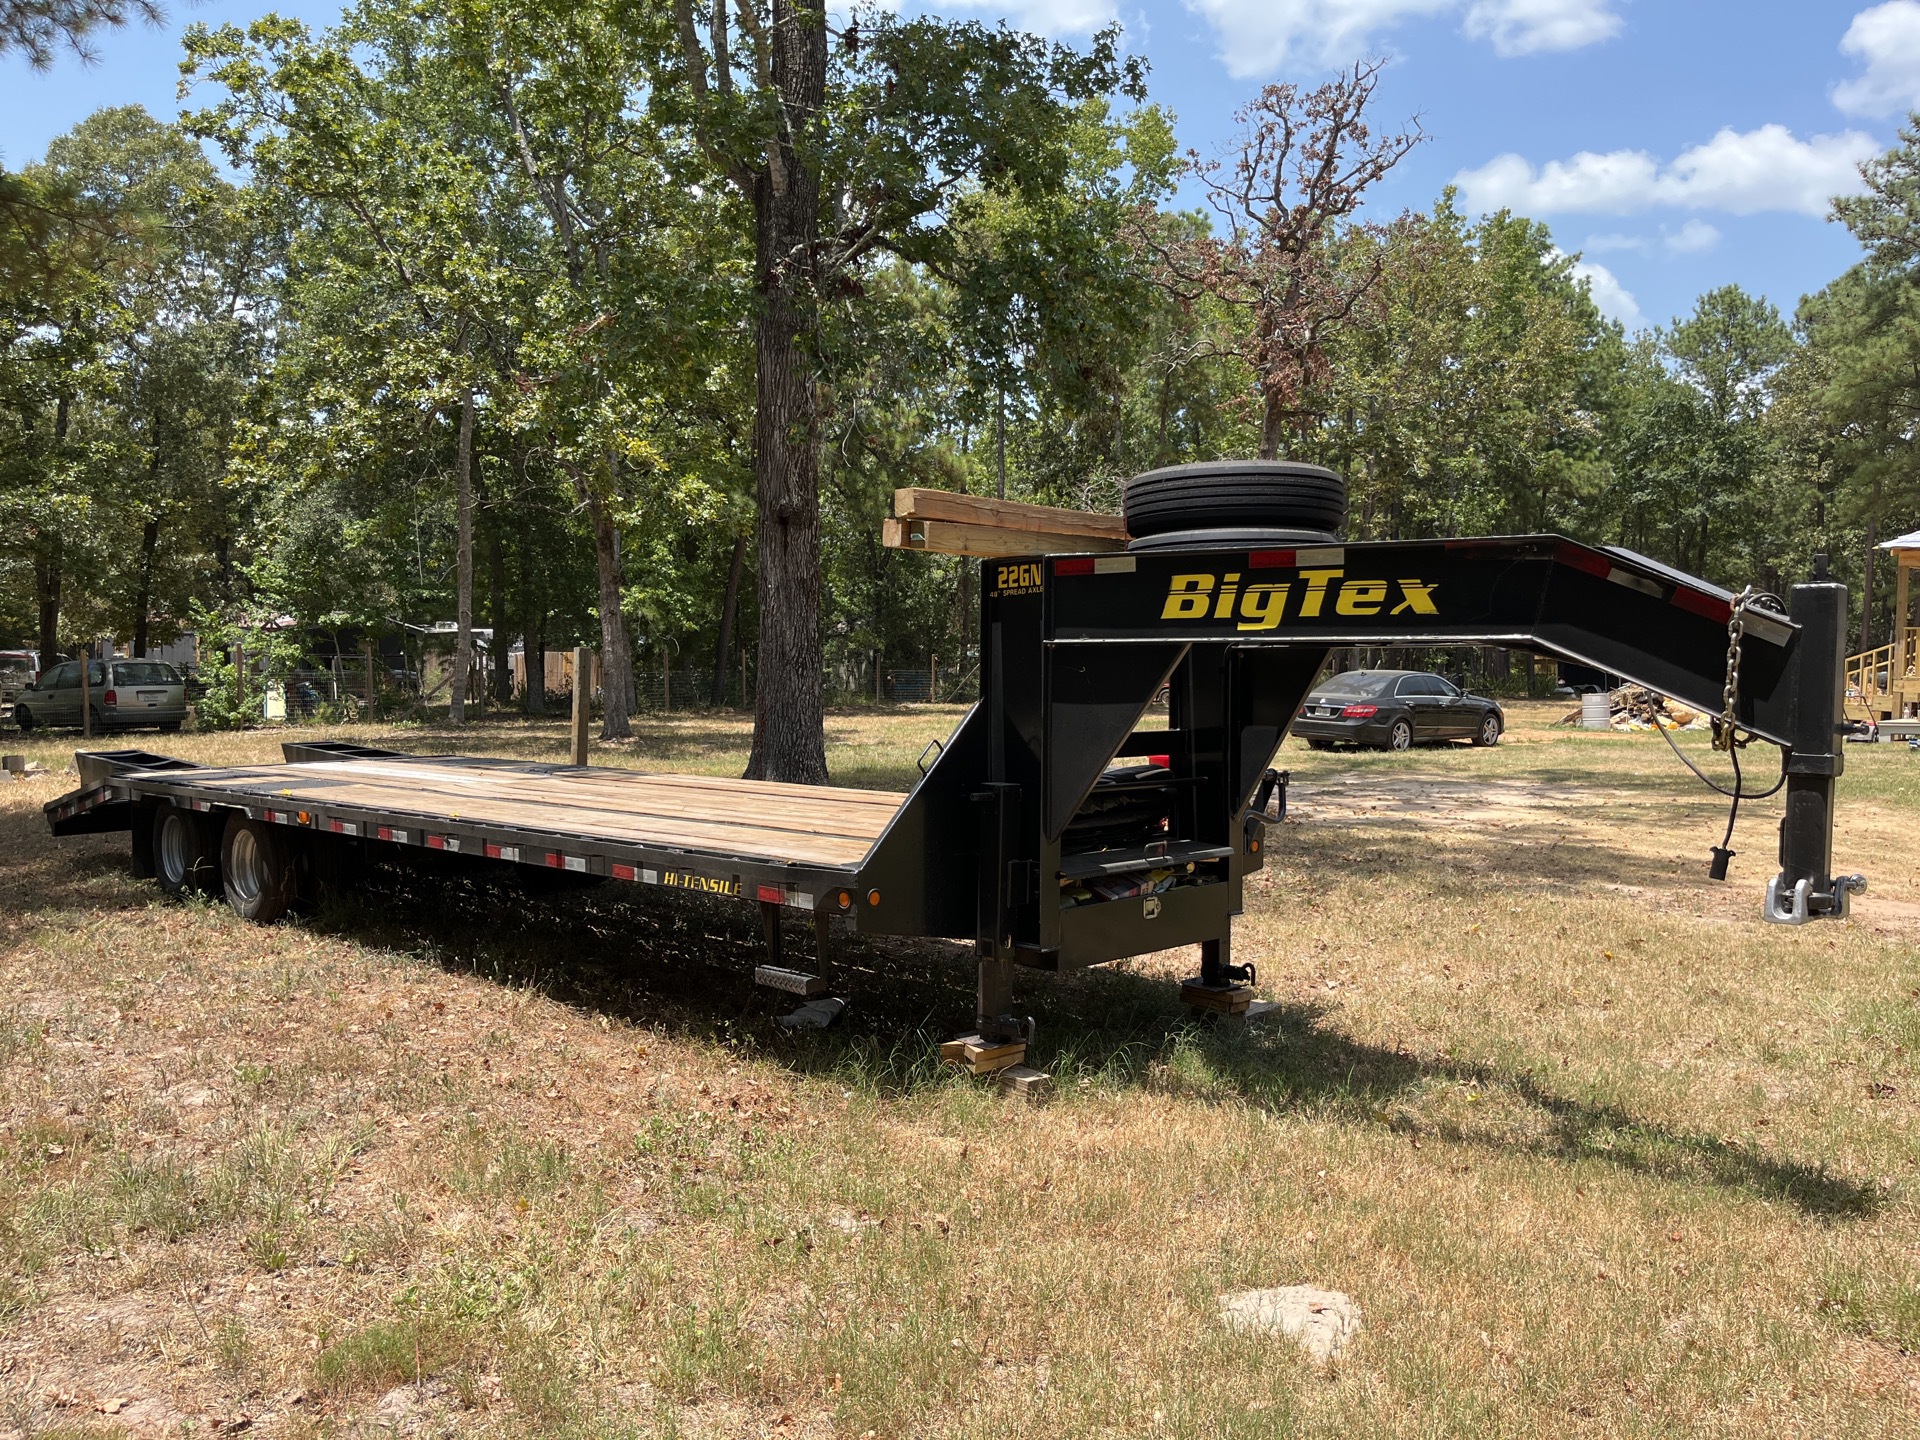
[46,534,1859,1055]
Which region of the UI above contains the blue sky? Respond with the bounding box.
[0,0,1907,333]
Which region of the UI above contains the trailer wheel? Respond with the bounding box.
[1124,460,1346,539]
[154,807,221,898]
[220,815,296,923]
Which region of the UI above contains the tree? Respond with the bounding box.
[1146,59,1422,459]
[652,4,1143,781]
[0,0,158,69]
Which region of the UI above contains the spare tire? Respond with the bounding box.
[1126,525,1339,553]
[1124,460,1346,539]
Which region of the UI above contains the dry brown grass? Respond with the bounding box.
[1,702,1917,1437]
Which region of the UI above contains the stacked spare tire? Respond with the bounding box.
[1070,459,1348,861]
[1122,459,1345,551]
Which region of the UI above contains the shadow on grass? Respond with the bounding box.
[306,854,1881,1221]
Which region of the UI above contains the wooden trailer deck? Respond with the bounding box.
[134,756,907,870]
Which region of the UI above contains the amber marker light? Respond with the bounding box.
[866,889,881,907]
[837,890,853,910]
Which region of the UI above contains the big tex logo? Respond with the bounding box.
[1161,568,1438,631]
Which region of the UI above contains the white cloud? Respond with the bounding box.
[1454,125,1878,217]
[1566,256,1643,330]
[1664,218,1720,254]
[1834,2,1920,116]
[1463,0,1620,57]
[905,0,1118,36]
[1577,220,1719,258]
[1183,0,1614,80]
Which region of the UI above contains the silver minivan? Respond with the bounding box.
[14,659,188,733]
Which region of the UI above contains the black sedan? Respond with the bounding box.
[1292,669,1503,752]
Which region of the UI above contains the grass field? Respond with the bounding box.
[2,701,1917,1437]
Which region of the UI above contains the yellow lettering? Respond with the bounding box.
[1391,579,1439,616]
[995,565,1011,590]
[1162,574,1215,620]
[1238,583,1291,631]
[1213,572,1242,620]
[1298,568,1343,618]
[1336,579,1388,615]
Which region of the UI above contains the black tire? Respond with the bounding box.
[158,720,181,733]
[13,705,32,733]
[220,815,296,923]
[1472,713,1502,748]
[153,806,221,898]
[1126,525,1340,553]
[1306,738,1335,751]
[1386,718,1414,752]
[1124,460,1346,539]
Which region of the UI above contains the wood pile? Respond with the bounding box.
[1559,686,1705,731]
[882,487,1128,558]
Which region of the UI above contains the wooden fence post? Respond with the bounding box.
[571,645,590,765]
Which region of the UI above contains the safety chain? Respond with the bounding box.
[1717,586,1754,752]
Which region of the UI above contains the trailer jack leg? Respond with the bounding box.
[939,954,1042,1091]
[1182,933,1257,1017]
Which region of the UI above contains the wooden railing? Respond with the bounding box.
[1846,632,1920,717]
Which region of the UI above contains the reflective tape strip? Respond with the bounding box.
[564,855,586,873]
[1093,556,1136,575]
[485,842,518,861]
[792,891,816,912]
[641,867,659,884]
[377,826,410,844]
[329,819,358,836]
[426,835,446,850]
[1606,566,1662,598]
[611,862,637,881]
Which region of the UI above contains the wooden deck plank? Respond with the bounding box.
[140,759,905,869]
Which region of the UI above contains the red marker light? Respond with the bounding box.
[1054,557,1096,576]
[103,689,117,705]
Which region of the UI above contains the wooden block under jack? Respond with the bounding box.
[996,1064,1053,1103]
[755,965,829,998]
[939,1033,1027,1075]
[1181,980,1255,1015]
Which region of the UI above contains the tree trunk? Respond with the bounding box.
[710,532,746,706]
[521,543,546,716]
[132,514,159,657]
[489,522,511,703]
[36,394,71,669]
[581,483,634,739]
[1258,387,1285,461]
[450,386,475,725]
[1862,508,1880,657]
[744,0,830,784]
[35,540,62,670]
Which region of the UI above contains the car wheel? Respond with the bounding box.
[13,705,32,732]
[1473,713,1502,747]
[1306,738,1335,751]
[221,815,296,923]
[1123,460,1347,538]
[1386,718,1413,751]
[154,807,221,898]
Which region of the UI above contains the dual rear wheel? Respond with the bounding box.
[151,807,299,923]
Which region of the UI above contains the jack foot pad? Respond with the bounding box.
[940,1033,1027,1075]
[1181,979,1255,1016]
